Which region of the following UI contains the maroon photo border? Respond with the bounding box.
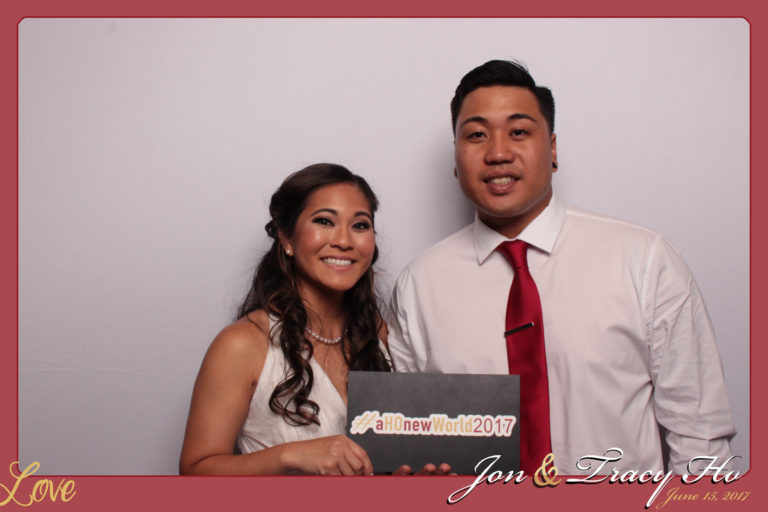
[1,2,763,510]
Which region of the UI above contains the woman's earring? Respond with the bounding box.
[285,248,292,256]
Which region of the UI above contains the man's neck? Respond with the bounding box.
[477,193,553,239]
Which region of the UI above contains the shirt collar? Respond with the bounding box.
[472,193,566,264]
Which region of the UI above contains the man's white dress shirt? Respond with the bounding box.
[387,194,735,474]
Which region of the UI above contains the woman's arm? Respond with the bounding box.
[179,313,373,475]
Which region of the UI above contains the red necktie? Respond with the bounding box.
[497,240,551,472]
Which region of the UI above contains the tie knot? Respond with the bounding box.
[498,240,529,270]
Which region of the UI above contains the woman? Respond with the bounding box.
[179,164,450,475]
[180,163,392,475]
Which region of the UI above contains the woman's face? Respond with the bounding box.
[283,183,376,300]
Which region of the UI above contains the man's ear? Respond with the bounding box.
[550,133,558,172]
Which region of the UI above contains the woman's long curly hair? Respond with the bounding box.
[237,163,391,426]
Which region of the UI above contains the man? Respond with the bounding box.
[387,60,735,474]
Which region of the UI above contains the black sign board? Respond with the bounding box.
[347,372,520,475]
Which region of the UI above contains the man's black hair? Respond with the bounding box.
[450,60,555,134]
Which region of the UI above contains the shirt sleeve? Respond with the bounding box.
[645,236,736,474]
[385,268,420,373]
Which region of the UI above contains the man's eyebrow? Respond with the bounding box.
[458,113,537,130]
[458,115,488,130]
[508,113,537,123]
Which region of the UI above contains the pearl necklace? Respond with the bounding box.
[304,326,344,345]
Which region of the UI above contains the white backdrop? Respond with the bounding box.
[18,18,749,474]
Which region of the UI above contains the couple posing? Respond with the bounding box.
[179,60,735,475]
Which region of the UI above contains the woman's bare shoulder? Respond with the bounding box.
[204,310,272,372]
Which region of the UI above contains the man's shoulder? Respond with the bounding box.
[562,204,664,244]
[417,222,476,257]
[397,223,475,280]
[557,203,691,274]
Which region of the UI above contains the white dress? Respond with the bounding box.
[236,319,348,454]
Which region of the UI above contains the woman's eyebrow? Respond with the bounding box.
[309,208,337,216]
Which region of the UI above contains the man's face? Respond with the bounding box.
[454,85,557,238]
